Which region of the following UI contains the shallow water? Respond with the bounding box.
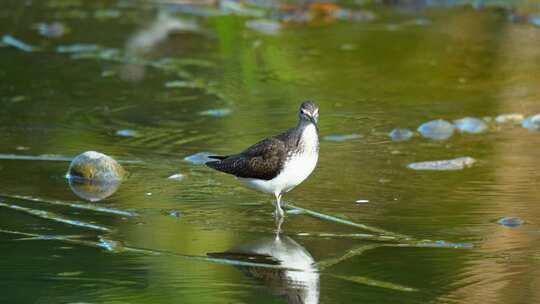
[1,1,540,303]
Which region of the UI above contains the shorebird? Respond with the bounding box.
[206,101,319,218]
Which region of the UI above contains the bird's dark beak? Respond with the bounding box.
[309,115,318,125]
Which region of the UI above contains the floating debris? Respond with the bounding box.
[167,173,185,181]
[245,19,281,35]
[496,217,524,228]
[115,129,140,138]
[454,117,488,134]
[355,199,369,204]
[522,114,540,131]
[389,128,414,142]
[199,108,232,117]
[1,35,35,52]
[67,151,126,182]
[184,152,214,165]
[323,134,362,142]
[56,44,100,54]
[417,119,455,140]
[408,156,476,171]
[36,22,67,38]
[495,113,524,124]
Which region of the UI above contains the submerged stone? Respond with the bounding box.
[36,22,67,38]
[454,117,488,134]
[522,114,540,131]
[323,134,362,142]
[245,19,281,35]
[389,128,414,142]
[67,151,126,182]
[495,113,524,124]
[408,156,476,171]
[417,119,455,140]
[496,217,524,228]
[56,44,99,54]
[184,152,214,165]
[115,129,140,137]
[199,108,232,117]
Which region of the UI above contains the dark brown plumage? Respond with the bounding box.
[206,128,303,180]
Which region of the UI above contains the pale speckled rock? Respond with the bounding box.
[67,151,126,182]
[522,114,540,131]
[454,117,488,134]
[417,119,455,140]
[495,113,524,124]
[496,217,524,228]
[408,157,476,171]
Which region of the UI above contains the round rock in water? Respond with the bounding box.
[389,128,414,142]
[522,114,540,131]
[68,178,121,202]
[417,119,455,140]
[496,217,524,228]
[68,151,126,182]
[454,117,488,134]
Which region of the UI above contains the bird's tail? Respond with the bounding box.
[207,155,227,160]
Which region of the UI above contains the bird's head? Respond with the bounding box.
[298,101,319,125]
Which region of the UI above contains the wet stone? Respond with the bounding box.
[184,152,215,165]
[454,117,488,134]
[115,129,140,137]
[496,217,524,228]
[323,134,362,142]
[67,151,126,182]
[417,119,455,140]
[408,156,476,171]
[199,108,232,117]
[495,113,524,124]
[36,22,67,38]
[389,128,414,142]
[69,178,121,202]
[522,114,540,131]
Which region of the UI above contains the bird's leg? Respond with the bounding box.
[274,192,284,218]
[274,216,283,241]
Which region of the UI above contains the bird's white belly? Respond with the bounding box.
[240,152,318,195]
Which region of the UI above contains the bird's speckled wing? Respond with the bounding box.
[206,136,289,180]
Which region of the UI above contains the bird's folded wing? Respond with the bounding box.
[206,137,286,180]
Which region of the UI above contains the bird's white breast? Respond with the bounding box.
[241,124,318,194]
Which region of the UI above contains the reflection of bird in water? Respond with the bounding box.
[206,101,319,218]
[208,233,319,304]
